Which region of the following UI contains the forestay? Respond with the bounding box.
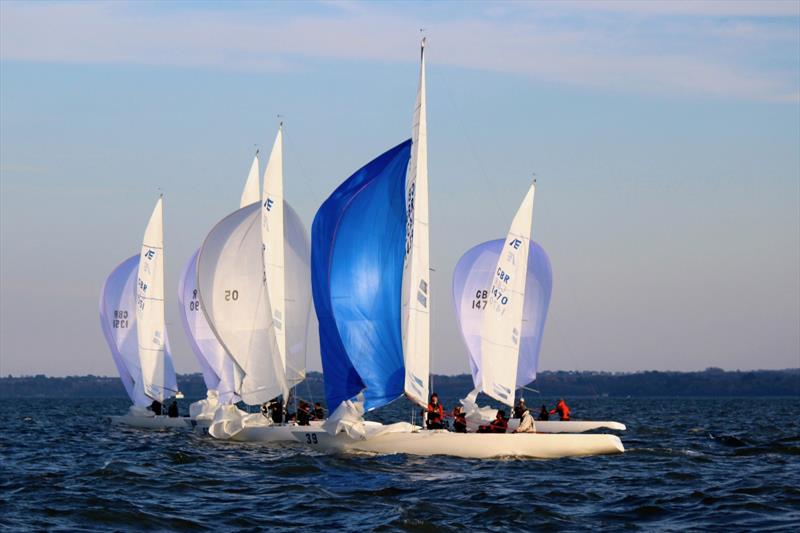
[136,197,178,403]
[401,38,431,408]
[197,202,311,405]
[480,184,536,406]
[453,239,552,390]
[100,255,150,406]
[311,140,412,411]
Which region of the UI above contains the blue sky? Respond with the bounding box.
[1,1,798,377]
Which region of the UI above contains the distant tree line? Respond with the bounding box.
[1,368,797,399]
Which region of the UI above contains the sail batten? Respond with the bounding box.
[479,185,536,407]
[402,37,431,407]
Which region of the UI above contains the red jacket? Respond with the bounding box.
[427,403,444,420]
[489,417,508,433]
[550,401,571,421]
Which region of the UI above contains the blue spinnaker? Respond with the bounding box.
[312,140,412,411]
[452,239,552,389]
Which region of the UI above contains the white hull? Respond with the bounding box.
[109,415,189,429]
[225,422,321,443]
[291,427,624,459]
[509,419,626,433]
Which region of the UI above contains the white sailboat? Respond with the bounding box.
[293,39,624,458]
[102,196,186,428]
[197,126,317,441]
[181,153,259,426]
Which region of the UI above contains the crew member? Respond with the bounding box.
[452,406,467,433]
[513,399,527,419]
[297,401,312,426]
[313,402,325,420]
[477,410,508,433]
[513,405,536,433]
[149,400,162,416]
[268,397,284,424]
[167,400,179,418]
[426,393,445,430]
[550,399,571,421]
[538,405,549,421]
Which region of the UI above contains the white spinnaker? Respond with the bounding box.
[480,184,536,407]
[100,255,151,406]
[178,250,239,404]
[197,203,287,405]
[136,197,178,402]
[261,127,290,383]
[240,152,261,208]
[401,38,431,407]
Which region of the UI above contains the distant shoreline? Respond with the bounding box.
[1,368,797,399]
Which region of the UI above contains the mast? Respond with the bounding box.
[402,37,431,407]
[480,183,536,407]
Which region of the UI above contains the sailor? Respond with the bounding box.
[426,393,445,430]
[513,399,527,419]
[297,401,312,426]
[477,410,508,433]
[268,397,284,424]
[513,405,536,433]
[452,406,467,433]
[313,402,325,420]
[167,400,179,418]
[149,400,163,416]
[538,405,549,421]
[550,399,571,421]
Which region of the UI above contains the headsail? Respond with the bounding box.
[261,126,291,383]
[197,201,310,405]
[453,239,552,390]
[100,255,150,406]
[240,151,261,207]
[178,250,239,404]
[136,196,179,402]
[312,140,412,411]
[479,184,536,406]
[401,37,431,407]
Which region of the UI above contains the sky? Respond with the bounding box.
[1,0,798,377]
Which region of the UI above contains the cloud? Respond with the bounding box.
[1,1,797,102]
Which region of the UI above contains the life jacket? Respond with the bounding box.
[427,403,444,420]
[552,401,570,420]
[490,417,508,433]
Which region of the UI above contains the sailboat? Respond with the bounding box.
[291,39,623,458]
[101,196,186,428]
[453,238,626,433]
[179,153,259,427]
[196,125,316,442]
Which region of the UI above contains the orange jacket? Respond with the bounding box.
[550,400,571,420]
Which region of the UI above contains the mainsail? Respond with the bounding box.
[312,140,412,411]
[240,152,261,207]
[479,184,536,406]
[197,202,310,405]
[401,38,431,407]
[100,255,150,406]
[261,126,291,383]
[453,238,552,390]
[136,196,178,403]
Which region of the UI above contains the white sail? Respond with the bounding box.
[401,37,431,407]
[480,184,536,407]
[136,196,178,402]
[100,255,151,406]
[197,203,288,405]
[240,152,261,208]
[261,126,292,383]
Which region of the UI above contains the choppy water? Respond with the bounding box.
[1,397,798,531]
